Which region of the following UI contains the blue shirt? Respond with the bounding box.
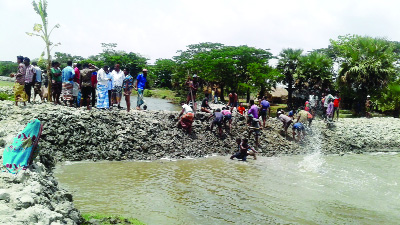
[106,72,113,90]
[261,100,270,111]
[34,66,42,82]
[61,66,75,84]
[136,74,147,90]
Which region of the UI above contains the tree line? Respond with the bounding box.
[2,34,400,115]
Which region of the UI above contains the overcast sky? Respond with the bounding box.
[1,0,400,65]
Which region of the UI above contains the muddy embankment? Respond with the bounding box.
[0,100,399,166]
[0,161,82,224]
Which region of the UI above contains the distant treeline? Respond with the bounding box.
[4,35,400,115]
[0,61,18,77]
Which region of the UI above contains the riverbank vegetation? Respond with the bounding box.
[3,34,400,116]
[81,213,145,225]
[143,88,181,103]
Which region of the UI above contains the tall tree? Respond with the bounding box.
[26,0,60,101]
[230,46,273,102]
[277,48,303,108]
[330,35,397,109]
[173,42,225,98]
[54,52,84,65]
[193,46,237,101]
[247,63,283,98]
[296,51,334,94]
[152,59,176,88]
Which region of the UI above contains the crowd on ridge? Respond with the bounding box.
[10,56,148,112]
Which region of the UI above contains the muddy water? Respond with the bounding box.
[119,96,181,111]
[54,153,400,224]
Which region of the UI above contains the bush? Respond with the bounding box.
[81,213,145,225]
[0,92,12,101]
[143,89,153,97]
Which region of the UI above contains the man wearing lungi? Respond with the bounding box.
[61,60,75,107]
[10,56,27,106]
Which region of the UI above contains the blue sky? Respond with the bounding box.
[1,0,400,64]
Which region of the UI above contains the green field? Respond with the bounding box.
[144,88,181,103]
[0,81,14,87]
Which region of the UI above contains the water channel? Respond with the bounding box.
[118,96,182,111]
[54,152,400,224]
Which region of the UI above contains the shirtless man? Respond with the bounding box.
[186,75,199,105]
[227,91,238,112]
[230,138,256,161]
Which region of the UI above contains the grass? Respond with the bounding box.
[81,213,145,225]
[0,92,14,101]
[0,81,14,87]
[144,88,181,103]
[270,103,288,117]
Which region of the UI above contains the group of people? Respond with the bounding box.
[177,85,274,160]
[10,56,41,106]
[10,56,148,112]
[306,92,341,121]
[177,78,350,161]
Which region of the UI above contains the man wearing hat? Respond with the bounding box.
[135,68,148,110]
[10,56,28,106]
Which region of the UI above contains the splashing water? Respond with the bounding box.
[298,125,326,173]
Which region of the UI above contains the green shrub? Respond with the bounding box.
[81,213,145,225]
[0,92,12,101]
[143,89,153,97]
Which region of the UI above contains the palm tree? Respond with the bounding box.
[296,51,334,93]
[332,35,397,109]
[26,0,60,101]
[277,48,303,108]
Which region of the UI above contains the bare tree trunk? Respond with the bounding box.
[259,84,266,99]
[246,88,250,103]
[46,47,52,102]
[220,83,225,101]
[287,78,293,109]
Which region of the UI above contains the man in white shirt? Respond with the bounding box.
[32,62,43,102]
[111,64,124,109]
[97,66,110,109]
[177,101,194,134]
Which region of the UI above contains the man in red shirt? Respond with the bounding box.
[333,93,341,121]
[73,63,81,106]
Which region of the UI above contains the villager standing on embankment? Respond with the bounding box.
[135,68,148,110]
[10,56,27,106]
